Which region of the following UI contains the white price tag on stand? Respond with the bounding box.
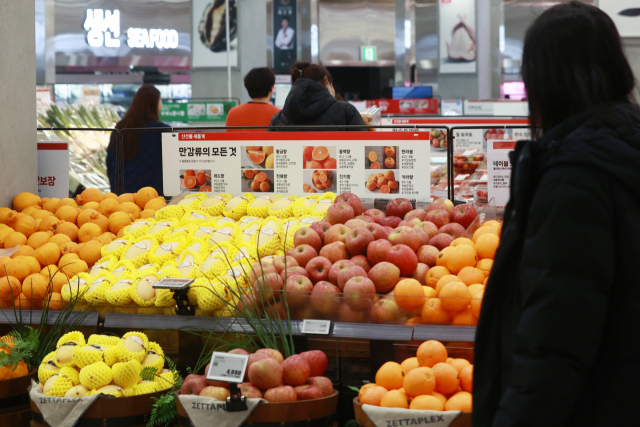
[301,319,331,335]
[153,278,194,290]
[206,352,249,384]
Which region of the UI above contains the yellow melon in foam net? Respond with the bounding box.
[148,221,174,239]
[247,196,273,218]
[268,197,296,218]
[130,277,157,306]
[199,195,229,216]
[149,241,181,265]
[122,237,154,268]
[209,226,236,246]
[176,252,198,278]
[254,218,282,257]
[193,224,215,239]
[313,198,334,214]
[106,278,134,305]
[237,216,262,230]
[238,223,260,245]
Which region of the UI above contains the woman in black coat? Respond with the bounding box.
[473,3,640,426]
[269,62,364,130]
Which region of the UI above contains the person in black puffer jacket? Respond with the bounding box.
[473,3,640,427]
[269,62,364,130]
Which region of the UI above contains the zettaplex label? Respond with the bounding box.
[206,352,249,383]
[302,319,331,335]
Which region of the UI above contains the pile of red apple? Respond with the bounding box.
[240,193,478,324]
[180,348,333,403]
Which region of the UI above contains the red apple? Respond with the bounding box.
[411,263,429,285]
[424,209,451,229]
[363,209,386,224]
[451,204,478,229]
[345,227,374,256]
[199,386,230,400]
[344,276,376,310]
[388,226,420,252]
[383,226,394,234]
[367,261,401,293]
[255,348,284,364]
[284,275,314,308]
[379,216,402,228]
[350,255,371,273]
[272,256,299,274]
[180,375,209,395]
[430,233,454,251]
[325,202,355,225]
[289,244,318,268]
[247,353,273,378]
[294,228,323,253]
[240,382,263,398]
[415,230,430,247]
[324,224,350,244]
[386,244,418,277]
[337,265,368,291]
[229,348,250,355]
[310,281,342,315]
[438,223,466,239]
[334,193,364,216]
[310,221,331,243]
[264,385,297,402]
[386,198,413,218]
[249,358,282,390]
[363,223,389,240]
[300,350,328,377]
[345,219,367,230]
[305,256,333,283]
[369,298,401,323]
[427,199,454,216]
[294,385,323,401]
[282,355,311,386]
[248,262,277,285]
[328,260,355,285]
[254,272,284,301]
[338,302,366,322]
[319,241,349,264]
[417,245,439,267]
[280,266,309,283]
[404,209,427,221]
[265,301,287,319]
[366,239,393,266]
[415,221,439,239]
[399,218,422,228]
[237,293,263,313]
[307,377,334,397]
[355,215,374,223]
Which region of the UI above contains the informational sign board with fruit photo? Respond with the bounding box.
[162,132,431,200]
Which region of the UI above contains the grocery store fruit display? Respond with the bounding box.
[181,348,332,402]
[359,340,472,411]
[35,331,171,397]
[0,335,29,380]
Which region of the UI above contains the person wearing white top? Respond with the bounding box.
[275,18,295,50]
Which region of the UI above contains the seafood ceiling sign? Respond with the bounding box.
[439,0,476,74]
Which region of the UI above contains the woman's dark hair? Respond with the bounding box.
[244,68,275,99]
[291,62,333,85]
[522,1,636,138]
[110,85,161,161]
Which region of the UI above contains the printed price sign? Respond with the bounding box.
[301,319,331,335]
[206,352,249,383]
[153,278,194,290]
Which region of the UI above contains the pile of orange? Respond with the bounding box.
[0,335,28,380]
[366,171,399,194]
[394,219,501,326]
[303,146,336,169]
[0,187,165,309]
[244,170,272,192]
[359,340,473,411]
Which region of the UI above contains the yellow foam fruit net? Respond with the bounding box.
[163,226,193,245]
[57,332,86,349]
[105,276,135,305]
[100,237,132,259]
[189,221,217,240]
[222,193,255,220]
[196,279,231,311]
[147,220,177,242]
[38,351,60,384]
[45,373,75,397]
[116,332,149,363]
[292,195,319,218]
[122,220,154,240]
[73,344,118,369]
[268,196,298,219]
[199,193,232,216]
[112,359,143,388]
[88,256,118,278]
[86,385,123,397]
[148,240,182,266]
[155,369,174,391]
[61,275,90,302]
[247,195,281,218]
[79,361,113,390]
[141,348,165,374]
[253,217,283,257]
[59,367,80,386]
[87,335,121,347]
[199,242,237,280]
[109,259,136,279]
[135,263,159,278]
[179,209,211,227]
[154,205,187,221]
[121,236,158,269]
[134,381,159,396]
[129,273,161,307]
[83,275,113,304]
[176,237,209,262]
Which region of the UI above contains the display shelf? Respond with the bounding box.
[0,310,99,327]
[413,325,476,342]
[331,322,414,341]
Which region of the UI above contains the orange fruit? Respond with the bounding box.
[448,358,471,374]
[381,390,409,408]
[452,307,477,326]
[432,362,460,394]
[423,286,436,298]
[405,317,424,325]
[417,340,448,368]
[384,146,396,157]
[460,365,473,392]
[402,367,436,397]
[0,276,21,302]
[255,172,267,182]
[476,259,493,277]
[447,245,477,275]
[14,293,31,309]
[384,157,395,168]
[380,185,390,194]
[445,391,472,412]
[312,146,329,161]
[260,182,271,192]
[303,146,314,161]
[368,151,378,162]
[360,386,388,406]
[436,282,471,313]
[400,357,420,374]
[358,383,377,401]
[472,226,497,243]
[47,292,64,310]
[432,391,447,405]
[303,183,310,192]
[470,290,484,318]
[435,275,459,296]
[22,274,48,300]
[0,365,11,380]
[421,298,452,324]
[375,362,405,390]
[483,277,488,286]
[371,162,380,169]
[11,246,35,258]
[394,279,425,310]
[248,150,266,164]
[426,266,450,289]
[436,247,454,267]
[10,360,28,379]
[410,394,443,410]
[244,170,255,179]
[389,181,399,190]
[476,234,500,260]
[482,220,500,228]
[450,238,475,249]
[457,267,485,286]
[468,284,484,297]
[184,175,197,189]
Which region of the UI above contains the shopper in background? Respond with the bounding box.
[226,68,280,131]
[269,62,364,130]
[474,2,639,427]
[106,85,169,195]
